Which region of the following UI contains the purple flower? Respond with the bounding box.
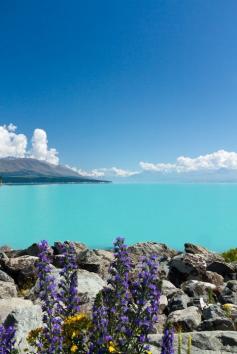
[57,241,80,318]
[0,325,16,354]
[161,326,175,354]
[35,240,63,353]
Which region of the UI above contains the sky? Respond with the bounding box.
[1,1,237,179]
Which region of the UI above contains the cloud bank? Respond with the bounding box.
[68,166,140,178]
[0,124,59,165]
[140,150,237,173]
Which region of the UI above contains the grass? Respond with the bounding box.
[221,248,237,262]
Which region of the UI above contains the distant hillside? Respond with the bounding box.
[0,158,108,184]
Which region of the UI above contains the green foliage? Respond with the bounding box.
[221,248,237,262]
[207,288,215,304]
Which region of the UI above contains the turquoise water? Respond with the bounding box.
[0,184,237,251]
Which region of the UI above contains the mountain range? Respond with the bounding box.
[0,158,107,184]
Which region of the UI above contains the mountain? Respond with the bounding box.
[0,157,108,184]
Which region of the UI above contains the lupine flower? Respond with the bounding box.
[0,324,16,354]
[57,241,80,318]
[35,240,63,353]
[161,326,174,354]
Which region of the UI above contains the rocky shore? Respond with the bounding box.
[0,241,237,353]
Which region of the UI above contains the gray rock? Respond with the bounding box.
[149,331,237,353]
[0,269,14,283]
[169,253,207,286]
[128,242,177,263]
[207,261,235,280]
[53,241,87,255]
[1,255,38,289]
[198,304,235,331]
[161,280,178,297]
[220,281,237,305]
[0,281,17,299]
[203,270,224,287]
[0,298,34,324]
[159,295,168,314]
[184,243,224,264]
[77,248,113,279]
[167,292,190,313]
[167,306,201,331]
[77,269,106,302]
[181,279,217,298]
[4,305,42,352]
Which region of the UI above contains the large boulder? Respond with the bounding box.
[4,305,42,352]
[167,291,190,313]
[77,249,113,279]
[0,298,35,324]
[149,331,237,353]
[169,253,207,286]
[0,281,17,299]
[161,280,179,297]
[207,261,235,280]
[167,306,201,331]
[128,242,177,263]
[184,243,224,264]
[30,267,106,308]
[198,304,235,331]
[181,280,217,299]
[1,255,38,289]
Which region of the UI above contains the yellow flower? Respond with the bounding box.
[108,341,117,353]
[70,344,78,352]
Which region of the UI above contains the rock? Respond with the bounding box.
[0,252,9,262]
[0,245,13,253]
[220,280,237,305]
[4,304,42,352]
[20,243,53,257]
[77,269,106,303]
[167,292,190,313]
[128,242,177,263]
[30,267,105,308]
[159,295,168,314]
[198,304,235,331]
[1,255,38,289]
[149,331,237,353]
[53,241,87,255]
[184,243,224,264]
[161,280,178,297]
[167,306,201,331]
[202,270,224,287]
[0,281,17,299]
[169,253,207,286]
[153,313,167,334]
[77,248,113,279]
[0,269,14,283]
[0,298,34,323]
[181,280,217,298]
[207,261,235,280]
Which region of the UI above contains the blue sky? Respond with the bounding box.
[1,1,237,178]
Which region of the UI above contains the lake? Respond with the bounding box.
[0,183,237,251]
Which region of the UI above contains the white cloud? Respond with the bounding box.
[110,167,140,177]
[68,166,105,178]
[140,150,237,173]
[0,124,27,158]
[67,165,140,178]
[31,128,59,165]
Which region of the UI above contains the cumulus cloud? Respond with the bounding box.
[0,124,27,158]
[140,150,237,173]
[31,128,59,165]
